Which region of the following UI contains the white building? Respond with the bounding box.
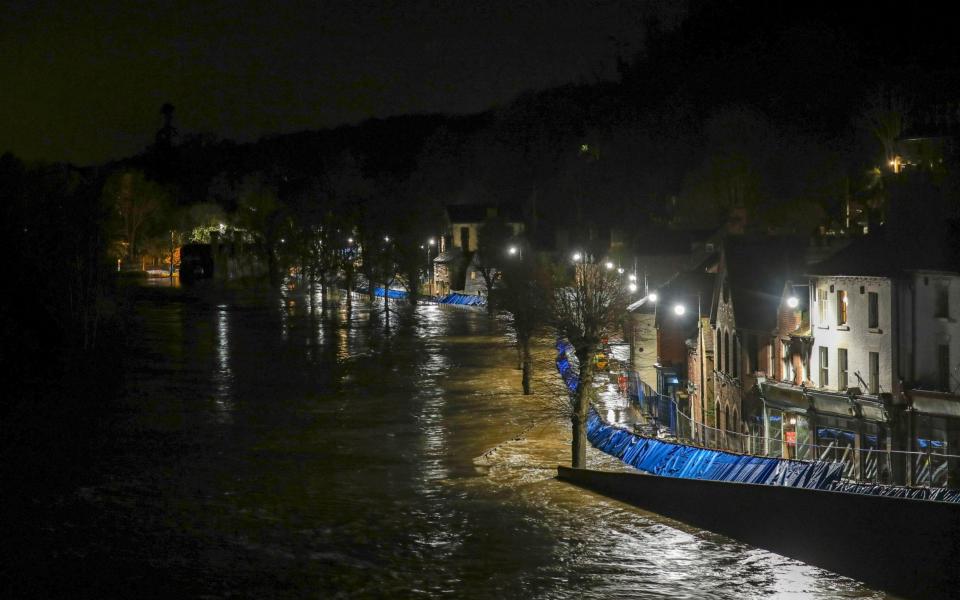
[809,276,895,399]
[805,239,960,486]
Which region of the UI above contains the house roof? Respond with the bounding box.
[808,231,958,278]
[720,236,808,333]
[653,271,716,329]
[433,248,463,264]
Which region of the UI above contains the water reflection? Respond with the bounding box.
[213,304,233,422]
[67,287,891,599]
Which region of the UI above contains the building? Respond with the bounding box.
[433,204,524,295]
[751,232,960,486]
[710,237,808,451]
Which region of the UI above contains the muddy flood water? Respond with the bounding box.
[10,286,892,598]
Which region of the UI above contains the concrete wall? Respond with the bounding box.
[558,466,960,599]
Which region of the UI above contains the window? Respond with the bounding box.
[939,345,951,392]
[869,352,880,395]
[817,289,827,324]
[935,284,950,319]
[715,328,721,372]
[459,226,470,249]
[868,292,879,329]
[730,335,740,377]
[838,348,848,391]
[836,290,848,326]
[819,346,829,387]
[782,341,791,382]
[724,331,730,374]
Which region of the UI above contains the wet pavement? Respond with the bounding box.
[7,286,892,598]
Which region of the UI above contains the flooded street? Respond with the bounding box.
[21,287,889,598]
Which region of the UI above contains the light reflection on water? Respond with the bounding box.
[213,303,233,422]
[75,286,891,599]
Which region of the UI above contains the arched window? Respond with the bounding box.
[715,401,721,429]
[724,331,731,374]
[724,406,730,432]
[715,328,722,373]
[732,336,739,378]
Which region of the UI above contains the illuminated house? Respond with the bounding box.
[433,204,524,295]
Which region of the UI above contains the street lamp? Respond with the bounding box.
[572,252,582,262]
[648,292,658,303]
[628,282,638,293]
[425,238,436,295]
[605,261,614,270]
[673,304,686,316]
[628,273,637,282]
[786,296,799,308]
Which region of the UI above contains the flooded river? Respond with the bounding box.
[17,286,890,598]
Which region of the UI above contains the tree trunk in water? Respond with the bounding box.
[346,275,353,312]
[571,354,593,468]
[521,340,532,395]
[384,288,390,332]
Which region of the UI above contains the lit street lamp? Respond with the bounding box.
[605,261,614,270]
[628,282,638,293]
[647,292,658,303]
[572,252,582,262]
[425,238,436,295]
[786,296,799,308]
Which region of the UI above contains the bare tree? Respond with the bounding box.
[551,260,628,468]
[489,247,552,395]
[473,216,514,313]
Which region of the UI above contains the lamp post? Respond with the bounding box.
[671,291,704,444]
[508,245,522,260]
[424,238,436,296]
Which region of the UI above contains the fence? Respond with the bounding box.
[556,339,960,500]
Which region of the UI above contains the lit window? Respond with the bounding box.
[836,290,847,326]
[817,289,827,324]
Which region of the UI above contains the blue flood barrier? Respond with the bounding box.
[555,339,960,502]
[438,293,486,306]
[374,287,408,300]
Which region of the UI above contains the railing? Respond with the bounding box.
[629,371,960,489]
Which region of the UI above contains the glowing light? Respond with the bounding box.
[508,246,518,255]
[617,267,624,274]
[429,238,435,246]
[605,262,614,270]
[572,252,582,262]
[347,237,353,243]
[648,292,658,303]
[673,304,686,316]
[384,236,390,242]
[628,274,637,282]
[787,296,799,308]
[628,282,638,292]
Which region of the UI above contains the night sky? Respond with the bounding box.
[1,0,683,165]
